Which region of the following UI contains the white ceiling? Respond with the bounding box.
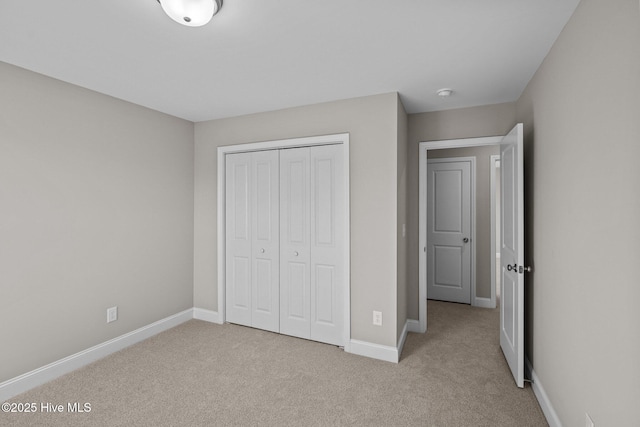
[0,0,580,122]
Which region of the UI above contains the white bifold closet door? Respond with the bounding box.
[225,144,344,347]
[280,145,345,346]
[225,150,280,333]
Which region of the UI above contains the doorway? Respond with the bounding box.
[418,125,526,388]
[418,136,503,333]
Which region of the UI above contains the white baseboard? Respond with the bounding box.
[473,297,496,309]
[193,308,222,324]
[526,358,562,427]
[396,320,409,360]
[2,310,425,400]
[0,309,193,402]
[407,319,421,333]
[345,318,422,364]
[348,339,399,363]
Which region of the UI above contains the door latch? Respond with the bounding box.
[508,264,532,273]
[519,265,532,274]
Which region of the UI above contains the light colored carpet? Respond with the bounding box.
[2,301,547,426]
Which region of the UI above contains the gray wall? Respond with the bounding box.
[515,0,640,425]
[406,103,516,319]
[427,145,500,300]
[194,93,404,347]
[6,2,638,422]
[0,62,195,382]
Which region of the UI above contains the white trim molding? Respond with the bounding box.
[473,297,494,309]
[2,305,404,403]
[406,319,421,333]
[489,154,500,310]
[348,318,414,364]
[526,358,563,427]
[348,340,400,364]
[193,308,222,324]
[396,320,409,361]
[0,309,193,402]
[421,136,503,150]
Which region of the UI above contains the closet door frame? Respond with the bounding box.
[217,133,351,350]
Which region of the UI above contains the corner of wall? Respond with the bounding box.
[396,95,409,346]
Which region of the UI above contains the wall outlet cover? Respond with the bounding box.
[373,310,382,326]
[107,306,118,323]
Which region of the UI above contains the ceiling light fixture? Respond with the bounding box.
[158,0,222,27]
[437,88,453,98]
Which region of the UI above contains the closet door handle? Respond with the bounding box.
[260,248,265,253]
[294,251,299,257]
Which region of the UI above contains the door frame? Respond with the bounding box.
[418,136,502,333]
[217,133,351,350]
[426,156,476,305]
[489,154,500,310]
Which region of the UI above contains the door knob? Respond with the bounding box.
[507,263,517,272]
[462,237,469,243]
[260,248,265,253]
[294,251,299,256]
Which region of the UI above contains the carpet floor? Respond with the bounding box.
[2,301,547,426]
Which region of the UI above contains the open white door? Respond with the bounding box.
[500,123,525,388]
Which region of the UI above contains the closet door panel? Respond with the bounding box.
[225,153,252,327]
[279,148,311,339]
[251,150,280,332]
[310,145,345,346]
[226,143,345,347]
[287,262,308,319]
[314,264,335,322]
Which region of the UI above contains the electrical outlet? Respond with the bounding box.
[585,413,594,427]
[107,306,118,323]
[373,310,383,326]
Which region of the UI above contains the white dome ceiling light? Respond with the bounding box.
[158,0,222,27]
[436,88,453,97]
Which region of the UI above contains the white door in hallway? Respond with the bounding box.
[426,158,473,304]
[500,123,525,388]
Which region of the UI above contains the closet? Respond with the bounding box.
[224,144,345,346]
